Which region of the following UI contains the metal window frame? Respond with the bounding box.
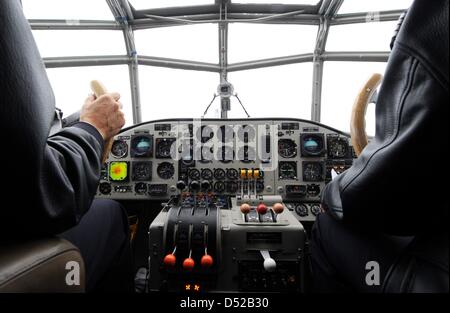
[29,0,405,124]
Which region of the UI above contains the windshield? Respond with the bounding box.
[23,0,413,135]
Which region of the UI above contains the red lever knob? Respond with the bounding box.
[257,203,268,215]
[240,203,251,214]
[201,254,214,268]
[163,254,176,268]
[273,203,284,214]
[183,257,195,271]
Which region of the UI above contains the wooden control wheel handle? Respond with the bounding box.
[350,73,383,157]
[90,80,114,164]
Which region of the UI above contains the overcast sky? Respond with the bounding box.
[22,0,413,135]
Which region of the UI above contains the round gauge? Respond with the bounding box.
[196,146,214,163]
[131,136,152,157]
[213,168,226,180]
[295,204,308,217]
[226,168,239,180]
[111,140,128,158]
[237,125,256,142]
[217,146,234,163]
[99,182,112,195]
[157,162,175,179]
[307,184,321,196]
[226,181,239,193]
[134,182,147,195]
[278,139,297,158]
[279,162,297,180]
[303,162,324,182]
[156,138,176,159]
[201,168,213,180]
[188,168,201,180]
[301,134,324,156]
[196,126,214,143]
[310,204,321,216]
[328,137,348,158]
[132,161,152,181]
[214,181,226,193]
[237,146,256,163]
[217,125,234,143]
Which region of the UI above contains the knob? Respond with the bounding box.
[163,254,176,268]
[240,203,251,214]
[200,254,214,268]
[256,203,268,215]
[263,258,277,272]
[189,180,200,192]
[200,180,211,191]
[273,203,284,214]
[176,180,186,191]
[183,257,195,271]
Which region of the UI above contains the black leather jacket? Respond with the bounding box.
[0,0,104,238]
[322,0,449,235]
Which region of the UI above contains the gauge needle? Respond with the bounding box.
[331,169,338,180]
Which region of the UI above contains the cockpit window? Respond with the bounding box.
[338,0,413,14]
[31,30,126,57]
[134,24,218,63]
[22,0,113,20]
[129,0,214,10]
[228,24,316,63]
[22,0,412,130]
[46,66,134,127]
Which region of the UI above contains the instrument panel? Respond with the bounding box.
[96,118,355,220]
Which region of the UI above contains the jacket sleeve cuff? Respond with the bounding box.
[72,122,104,150]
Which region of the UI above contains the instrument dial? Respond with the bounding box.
[196,146,214,163]
[278,139,297,158]
[188,168,201,180]
[111,140,128,158]
[328,137,349,159]
[237,125,256,142]
[295,204,308,217]
[155,138,176,159]
[157,162,175,179]
[310,204,321,216]
[279,161,297,180]
[99,182,112,195]
[201,168,213,180]
[303,162,324,182]
[217,146,234,163]
[131,135,153,157]
[226,168,239,180]
[213,168,226,180]
[238,146,256,163]
[132,161,152,181]
[196,126,214,143]
[217,125,235,143]
[301,133,325,156]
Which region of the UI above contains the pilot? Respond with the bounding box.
[310,0,449,292]
[0,0,134,292]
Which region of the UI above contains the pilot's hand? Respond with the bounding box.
[80,93,125,141]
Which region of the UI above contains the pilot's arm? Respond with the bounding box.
[320,0,449,236]
[20,94,124,237]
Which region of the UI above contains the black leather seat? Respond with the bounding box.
[0,0,85,292]
[321,0,448,293]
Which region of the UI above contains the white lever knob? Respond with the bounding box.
[260,250,276,272]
